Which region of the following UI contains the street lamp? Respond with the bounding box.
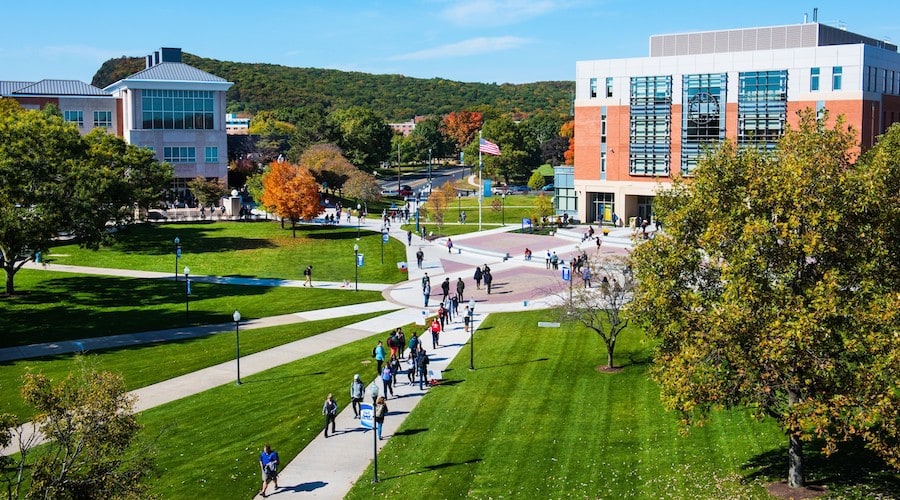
[457,193,462,222]
[369,382,380,483]
[354,243,359,292]
[184,266,191,322]
[233,310,242,385]
[380,228,386,264]
[501,193,506,226]
[428,148,432,187]
[356,203,362,240]
[174,237,181,281]
[468,299,476,370]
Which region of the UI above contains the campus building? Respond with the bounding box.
[573,22,900,225]
[2,47,233,203]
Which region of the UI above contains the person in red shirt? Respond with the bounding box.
[430,318,441,349]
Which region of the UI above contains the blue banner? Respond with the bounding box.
[357,254,365,267]
[360,403,374,429]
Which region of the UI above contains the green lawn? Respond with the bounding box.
[44,221,408,283]
[0,269,383,348]
[343,311,897,498]
[0,311,391,421]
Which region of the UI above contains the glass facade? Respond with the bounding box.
[141,89,215,130]
[64,110,83,127]
[738,70,787,148]
[554,166,577,218]
[629,75,672,176]
[93,111,112,128]
[591,192,615,223]
[164,147,196,163]
[205,146,218,163]
[681,73,726,175]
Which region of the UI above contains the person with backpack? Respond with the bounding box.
[416,348,430,390]
[322,393,338,438]
[474,266,483,290]
[408,332,419,361]
[483,268,493,295]
[374,396,388,440]
[373,340,386,375]
[381,363,394,398]
[350,374,365,419]
[397,329,407,360]
[258,444,279,497]
[386,332,398,359]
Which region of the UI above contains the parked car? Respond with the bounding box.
[506,185,530,194]
[491,185,509,195]
[399,185,413,196]
[380,188,399,197]
[541,183,555,192]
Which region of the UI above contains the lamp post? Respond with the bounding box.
[380,228,386,264]
[353,243,359,292]
[428,148,432,187]
[468,299,476,370]
[369,383,380,483]
[457,193,462,222]
[174,237,181,281]
[501,193,506,226]
[233,310,242,385]
[356,203,362,240]
[184,266,191,322]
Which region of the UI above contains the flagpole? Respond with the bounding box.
[478,130,483,231]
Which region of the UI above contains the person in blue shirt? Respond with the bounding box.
[374,340,386,375]
[258,444,279,497]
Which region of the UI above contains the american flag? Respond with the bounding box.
[479,138,501,156]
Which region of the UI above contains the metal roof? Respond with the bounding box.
[3,79,110,96]
[0,81,35,96]
[123,62,227,82]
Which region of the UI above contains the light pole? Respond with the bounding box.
[354,243,359,292]
[184,266,191,322]
[428,148,432,187]
[174,237,181,281]
[380,228,386,264]
[457,193,462,222]
[233,310,242,385]
[356,203,362,240]
[468,299,476,370]
[501,193,506,226]
[369,382,380,483]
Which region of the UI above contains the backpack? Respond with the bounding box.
[372,346,377,358]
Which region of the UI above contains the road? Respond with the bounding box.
[380,165,471,195]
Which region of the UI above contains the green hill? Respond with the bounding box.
[92,54,573,121]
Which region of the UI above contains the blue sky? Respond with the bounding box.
[1,0,897,85]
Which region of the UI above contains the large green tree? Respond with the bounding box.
[630,110,900,489]
[327,106,392,169]
[0,101,170,295]
[464,116,539,184]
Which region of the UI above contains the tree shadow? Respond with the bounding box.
[393,427,428,437]
[477,357,549,370]
[379,458,482,481]
[742,439,899,496]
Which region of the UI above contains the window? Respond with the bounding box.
[629,75,672,176]
[810,67,820,91]
[205,147,218,163]
[141,89,215,130]
[606,77,613,98]
[832,66,842,90]
[93,111,112,128]
[682,73,726,175]
[738,70,788,149]
[64,110,83,127]
[163,147,196,163]
[589,78,598,98]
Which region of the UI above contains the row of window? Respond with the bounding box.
[63,110,113,129]
[864,66,900,95]
[141,89,215,130]
[809,66,842,91]
[162,146,219,164]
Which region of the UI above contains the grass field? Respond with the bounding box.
[0,311,391,421]
[0,269,383,348]
[44,221,408,283]
[343,310,898,499]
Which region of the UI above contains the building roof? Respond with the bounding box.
[1,79,109,96]
[121,62,228,82]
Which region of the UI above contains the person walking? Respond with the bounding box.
[423,282,431,307]
[407,230,413,246]
[259,444,279,497]
[322,393,338,438]
[483,268,493,295]
[407,332,419,361]
[441,277,451,301]
[456,277,465,302]
[373,340,386,375]
[387,330,398,359]
[437,304,447,330]
[446,238,453,253]
[416,348,430,390]
[583,266,592,288]
[416,249,424,269]
[430,317,441,348]
[421,272,430,291]
[474,266,483,290]
[374,396,388,440]
[546,250,551,269]
[381,363,394,398]
[303,265,312,287]
[463,305,471,332]
[350,374,364,419]
[397,329,407,360]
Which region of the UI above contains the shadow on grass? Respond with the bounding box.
[741,439,900,496]
[281,480,327,493]
[380,458,483,481]
[393,428,428,437]
[63,225,280,256]
[477,357,549,371]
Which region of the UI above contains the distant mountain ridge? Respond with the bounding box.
[92,53,573,121]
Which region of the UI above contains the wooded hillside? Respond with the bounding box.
[92,53,573,121]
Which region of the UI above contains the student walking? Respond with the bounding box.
[456,277,465,302]
[446,238,454,253]
[373,341,386,375]
[303,265,312,286]
[474,266,483,289]
[259,444,279,497]
[483,268,493,294]
[416,249,424,269]
[441,277,451,301]
[322,393,338,438]
[381,364,394,398]
[374,396,388,440]
[430,318,441,348]
[416,348,430,390]
[407,230,413,246]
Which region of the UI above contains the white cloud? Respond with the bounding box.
[391,36,529,61]
[441,0,562,27]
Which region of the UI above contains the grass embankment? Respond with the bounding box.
[45,222,408,283]
[0,311,392,421]
[0,270,384,348]
[342,311,897,498]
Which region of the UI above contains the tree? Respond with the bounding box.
[421,182,455,232]
[531,193,554,226]
[442,111,483,154]
[527,170,545,191]
[2,359,154,498]
[187,176,227,208]
[408,116,451,161]
[464,116,539,184]
[0,101,169,295]
[299,143,355,197]
[560,120,575,165]
[343,171,380,205]
[260,161,322,237]
[561,256,635,369]
[327,106,393,168]
[629,110,900,488]
[248,110,296,163]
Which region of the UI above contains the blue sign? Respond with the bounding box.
[176,248,182,258]
[360,403,374,429]
[357,254,365,267]
[186,279,192,294]
[562,267,571,282]
[483,179,492,197]
[522,218,532,226]
[382,233,389,243]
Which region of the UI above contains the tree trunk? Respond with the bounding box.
[788,433,804,487]
[5,266,14,295]
[606,339,615,368]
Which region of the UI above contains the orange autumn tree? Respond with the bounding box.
[442,111,483,154]
[561,120,574,165]
[260,161,322,237]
